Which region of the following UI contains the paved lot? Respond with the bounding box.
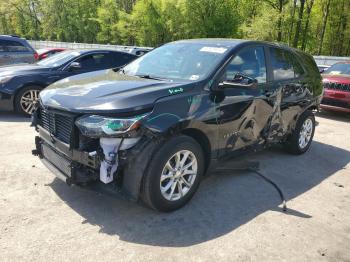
[0,111,349,262]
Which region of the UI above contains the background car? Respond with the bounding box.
[321,61,350,113]
[37,48,67,60]
[0,35,38,66]
[127,47,152,56]
[0,49,137,115]
[317,64,330,74]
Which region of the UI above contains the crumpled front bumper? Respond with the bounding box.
[32,127,100,185]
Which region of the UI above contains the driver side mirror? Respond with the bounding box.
[68,62,82,71]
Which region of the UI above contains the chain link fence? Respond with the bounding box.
[313,56,350,66]
[28,40,152,53]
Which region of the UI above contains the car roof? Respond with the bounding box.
[170,38,303,52]
[37,47,66,52]
[72,49,136,55]
[172,38,248,48]
[0,35,27,41]
[43,47,67,51]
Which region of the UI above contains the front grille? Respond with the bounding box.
[323,82,350,92]
[321,98,350,109]
[39,107,74,144]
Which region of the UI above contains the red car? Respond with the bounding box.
[36,48,67,60]
[321,62,350,113]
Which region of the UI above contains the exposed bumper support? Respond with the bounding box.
[33,135,99,185]
[40,157,70,184]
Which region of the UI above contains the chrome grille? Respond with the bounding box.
[39,107,74,144]
[323,82,350,92]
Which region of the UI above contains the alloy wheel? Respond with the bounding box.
[298,118,313,149]
[160,150,198,201]
[20,89,40,114]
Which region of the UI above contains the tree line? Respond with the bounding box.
[0,0,349,56]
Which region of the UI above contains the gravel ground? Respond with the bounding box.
[0,111,349,262]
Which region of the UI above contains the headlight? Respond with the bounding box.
[75,114,148,137]
[0,76,13,84]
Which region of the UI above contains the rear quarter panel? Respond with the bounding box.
[297,51,323,100]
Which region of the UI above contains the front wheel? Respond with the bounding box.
[141,135,205,212]
[15,86,42,116]
[284,110,316,154]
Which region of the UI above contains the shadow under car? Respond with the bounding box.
[49,140,350,247]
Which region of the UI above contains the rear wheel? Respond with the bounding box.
[15,86,41,116]
[284,110,315,154]
[142,135,204,212]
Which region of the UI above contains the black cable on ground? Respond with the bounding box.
[248,168,287,212]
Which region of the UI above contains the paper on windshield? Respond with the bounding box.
[200,47,227,54]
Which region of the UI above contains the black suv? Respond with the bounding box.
[0,35,38,65]
[32,39,323,212]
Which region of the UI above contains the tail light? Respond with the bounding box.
[34,52,39,61]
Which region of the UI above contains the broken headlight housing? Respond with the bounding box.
[75,114,148,137]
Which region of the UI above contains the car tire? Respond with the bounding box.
[284,110,315,155]
[15,86,42,116]
[141,135,205,212]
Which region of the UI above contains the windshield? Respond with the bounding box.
[122,43,229,81]
[326,63,350,75]
[37,50,81,67]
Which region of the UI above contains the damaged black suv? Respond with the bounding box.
[32,39,323,211]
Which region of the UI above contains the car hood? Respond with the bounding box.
[0,64,51,77]
[40,69,193,114]
[322,74,350,84]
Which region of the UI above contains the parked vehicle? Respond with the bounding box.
[0,35,38,65]
[320,62,350,113]
[317,64,330,74]
[0,49,137,115]
[32,39,323,211]
[127,47,152,56]
[37,48,66,60]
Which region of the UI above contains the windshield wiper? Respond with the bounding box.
[135,74,167,81]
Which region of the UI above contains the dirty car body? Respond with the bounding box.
[32,39,323,211]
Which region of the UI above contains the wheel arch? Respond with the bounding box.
[181,128,212,173]
[122,127,212,201]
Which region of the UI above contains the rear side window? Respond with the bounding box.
[288,52,305,77]
[76,53,110,70]
[110,52,136,67]
[1,40,30,52]
[269,48,304,80]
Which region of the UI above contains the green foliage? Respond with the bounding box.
[95,0,120,44]
[0,0,350,55]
